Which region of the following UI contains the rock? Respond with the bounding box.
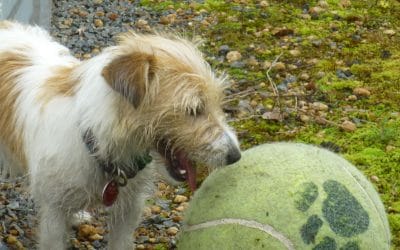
[93,19,104,28]
[107,12,119,21]
[339,0,351,8]
[88,233,103,241]
[336,69,353,79]
[175,202,189,212]
[226,51,242,62]
[386,145,396,152]
[316,71,326,79]
[262,110,283,121]
[260,1,269,7]
[289,49,301,57]
[318,0,329,8]
[151,205,162,214]
[136,19,149,28]
[230,61,246,68]
[9,229,19,236]
[273,62,286,71]
[353,87,371,97]
[218,45,230,56]
[6,235,17,245]
[306,58,319,65]
[305,82,316,91]
[62,18,73,28]
[136,244,145,250]
[172,215,183,222]
[346,95,358,101]
[262,60,272,69]
[174,195,188,204]
[159,14,177,25]
[95,11,105,17]
[167,227,179,236]
[312,102,329,111]
[309,6,325,15]
[272,28,294,37]
[381,50,392,59]
[246,57,259,67]
[383,29,396,36]
[78,224,97,238]
[341,120,357,132]
[299,73,310,81]
[148,237,157,243]
[300,114,310,123]
[300,14,312,20]
[250,99,258,108]
[370,176,379,183]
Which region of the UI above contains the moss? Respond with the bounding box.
[140,0,400,246]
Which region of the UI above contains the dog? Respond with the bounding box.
[0,20,241,249]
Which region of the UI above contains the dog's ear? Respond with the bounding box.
[102,52,156,108]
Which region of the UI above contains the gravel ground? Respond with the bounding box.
[1,1,196,249]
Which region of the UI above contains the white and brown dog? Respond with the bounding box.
[0,21,241,249]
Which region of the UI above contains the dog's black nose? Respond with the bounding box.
[226,147,241,165]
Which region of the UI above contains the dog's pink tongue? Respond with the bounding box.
[177,151,197,191]
[185,162,197,191]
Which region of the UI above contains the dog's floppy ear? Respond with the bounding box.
[102,52,156,108]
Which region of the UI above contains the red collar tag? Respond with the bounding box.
[102,180,119,206]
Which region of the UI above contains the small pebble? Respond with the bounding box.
[6,235,17,245]
[273,62,286,71]
[370,176,380,183]
[226,51,242,62]
[93,19,104,28]
[312,102,329,111]
[341,120,357,132]
[353,87,371,97]
[166,227,179,236]
[150,205,162,214]
[88,233,103,241]
[173,195,188,204]
[346,95,358,101]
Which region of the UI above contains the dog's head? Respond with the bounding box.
[102,32,241,189]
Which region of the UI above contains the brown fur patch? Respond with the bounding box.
[0,51,31,168]
[38,65,78,106]
[102,52,156,108]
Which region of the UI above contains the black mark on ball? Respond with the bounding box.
[340,241,360,250]
[295,182,318,212]
[322,180,369,237]
[313,236,337,250]
[300,215,323,244]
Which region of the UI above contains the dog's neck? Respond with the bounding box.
[82,128,152,180]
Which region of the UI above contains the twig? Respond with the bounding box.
[266,52,283,109]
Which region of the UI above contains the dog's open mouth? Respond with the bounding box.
[157,141,197,191]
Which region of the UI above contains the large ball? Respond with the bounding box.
[177,143,390,250]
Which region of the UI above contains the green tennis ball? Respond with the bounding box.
[177,143,390,250]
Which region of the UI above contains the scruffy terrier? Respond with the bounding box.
[0,21,241,249]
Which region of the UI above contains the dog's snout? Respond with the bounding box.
[226,146,241,165]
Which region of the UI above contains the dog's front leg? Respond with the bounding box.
[107,189,146,250]
[38,205,69,250]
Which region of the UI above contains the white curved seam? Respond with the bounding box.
[184,218,295,250]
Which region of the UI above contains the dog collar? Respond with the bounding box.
[82,129,152,206]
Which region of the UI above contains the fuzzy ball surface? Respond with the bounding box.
[177,143,390,250]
